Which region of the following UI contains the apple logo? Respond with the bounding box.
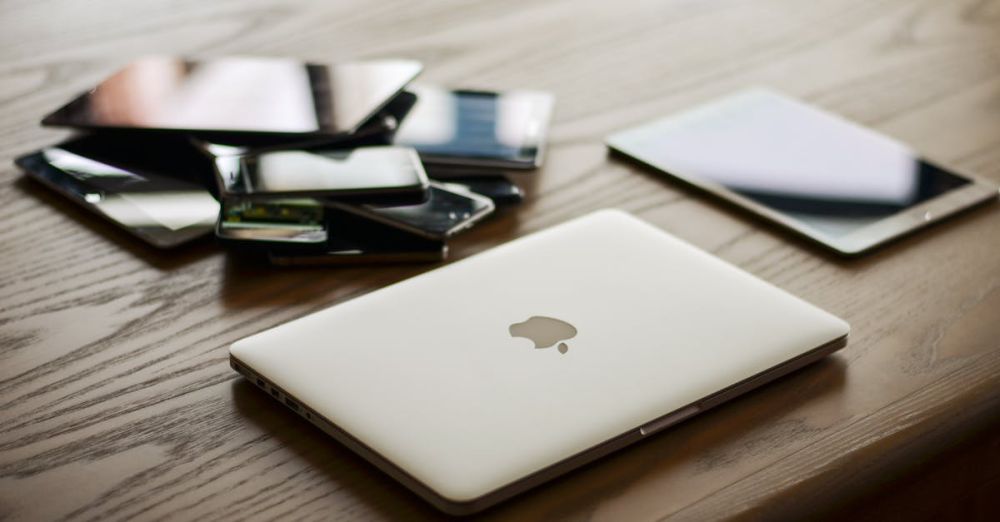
[509,316,578,354]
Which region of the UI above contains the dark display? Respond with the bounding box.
[394,87,553,168]
[608,89,972,238]
[192,90,419,155]
[15,134,218,248]
[217,198,445,263]
[42,57,422,138]
[269,209,446,265]
[332,182,495,239]
[213,146,429,202]
[438,176,523,206]
[269,240,445,265]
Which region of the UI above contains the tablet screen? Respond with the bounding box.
[607,89,971,238]
[42,57,422,137]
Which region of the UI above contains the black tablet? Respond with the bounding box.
[42,56,422,139]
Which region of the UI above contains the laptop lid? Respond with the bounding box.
[230,209,849,513]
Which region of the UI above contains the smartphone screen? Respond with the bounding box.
[438,176,523,206]
[15,134,219,248]
[332,182,495,239]
[394,86,554,169]
[213,146,429,202]
[41,57,422,138]
[607,89,975,240]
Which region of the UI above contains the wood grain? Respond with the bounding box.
[1,0,999,520]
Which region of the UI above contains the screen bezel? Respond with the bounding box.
[212,146,430,204]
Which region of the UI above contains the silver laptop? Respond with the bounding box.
[230,209,849,514]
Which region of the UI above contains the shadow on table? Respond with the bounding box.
[231,353,847,520]
[480,355,849,520]
[216,249,430,312]
[231,379,446,520]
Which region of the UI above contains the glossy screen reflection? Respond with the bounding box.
[335,182,494,239]
[609,89,971,238]
[15,134,219,247]
[394,86,552,167]
[42,57,422,137]
[268,207,447,265]
[368,185,482,235]
[215,146,428,198]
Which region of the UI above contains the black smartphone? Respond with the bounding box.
[394,86,554,170]
[217,199,445,264]
[331,182,496,240]
[269,213,447,266]
[267,241,445,266]
[41,56,422,139]
[14,133,219,248]
[437,176,523,206]
[212,146,430,204]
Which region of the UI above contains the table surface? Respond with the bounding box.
[2,0,999,520]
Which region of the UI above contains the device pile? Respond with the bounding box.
[16,56,554,265]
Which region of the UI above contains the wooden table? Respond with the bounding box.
[2,0,999,519]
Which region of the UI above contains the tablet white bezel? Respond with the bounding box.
[606,90,997,256]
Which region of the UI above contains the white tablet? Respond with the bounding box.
[606,89,997,255]
[230,209,849,514]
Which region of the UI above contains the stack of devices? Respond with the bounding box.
[15,56,555,264]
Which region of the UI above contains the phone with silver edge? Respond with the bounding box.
[330,181,495,240]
